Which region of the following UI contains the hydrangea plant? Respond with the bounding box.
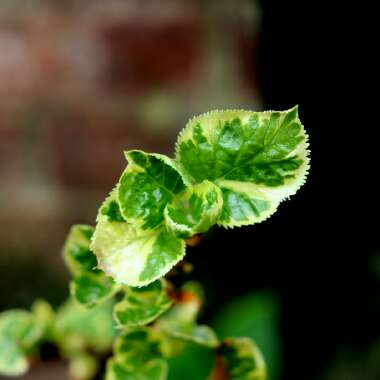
[0,107,309,380]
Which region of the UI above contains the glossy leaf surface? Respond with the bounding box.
[118,151,186,230]
[176,107,309,227]
[106,328,168,380]
[165,180,223,238]
[92,196,185,287]
[63,224,116,306]
[114,280,172,327]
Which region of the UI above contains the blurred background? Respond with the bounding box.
[0,1,377,379]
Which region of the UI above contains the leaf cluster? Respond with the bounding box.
[0,107,309,380]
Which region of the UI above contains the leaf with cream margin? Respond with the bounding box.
[91,192,185,287]
[105,328,168,380]
[164,180,223,239]
[118,150,188,230]
[63,224,97,274]
[114,279,172,328]
[217,337,267,380]
[114,328,164,368]
[63,224,117,306]
[71,272,116,308]
[175,107,309,227]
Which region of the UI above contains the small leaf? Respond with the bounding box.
[107,328,168,380]
[114,280,172,328]
[71,272,116,307]
[106,358,168,380]
[0,310,45,377]
[0,336,28,376]
[218,337,267,380]
[176,107,309,227]
[118,151,187,230]
[0,310,44,349]
[54,299,116,354]
[114,328,164,368]
[63,223,117,307]
[164,180,223,238]
[63,225,97,274]
[91,203,185,287]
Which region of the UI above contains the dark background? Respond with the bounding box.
[194,1,378,379]
[0,1,376,379]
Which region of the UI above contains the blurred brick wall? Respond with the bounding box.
[0,0,261,268]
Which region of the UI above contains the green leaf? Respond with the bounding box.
[0,336,28,376]
[164,180,223,238]
[118,150,187,230]
[91,200,185,287]
[71,272,116,307]
[0,310,44,350]
[0,310,45,377]
[156,283,219,348]
[114,280,172,328]
[114,328,164,369]
[63,224,117,307]
[63,225,97,274]
[219,337,267,380]
[176,107,309,227]
[106,358,168,380]
[106,328,168,380]
[166,342,215,380]
[54,299,116,355]
[101,197,126,222]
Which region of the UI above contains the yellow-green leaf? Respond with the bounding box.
[176,107,309,228]
[114,280,172,328]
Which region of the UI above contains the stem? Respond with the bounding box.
[185,234,203,247]
[209,353,229,380]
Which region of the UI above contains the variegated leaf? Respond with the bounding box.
[114,279,172,328]
[164,180,223,238]
[118,150,187,230]
[63,225,97,274]
[63,224,116,306]
[218,337,267,380]
[176,107,309,227]
[71,272,116,308]
[106,328,168,380]
[0,310,45,376]
[91,195,185,287]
